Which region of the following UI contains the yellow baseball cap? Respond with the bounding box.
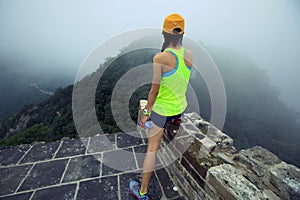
[163,13,185,34]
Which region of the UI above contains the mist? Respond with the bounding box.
[0,0,299,117]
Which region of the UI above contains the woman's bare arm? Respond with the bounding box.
[145,54,162,112]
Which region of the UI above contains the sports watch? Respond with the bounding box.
[143,108,151,116]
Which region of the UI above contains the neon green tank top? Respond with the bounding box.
[152,46,191,116]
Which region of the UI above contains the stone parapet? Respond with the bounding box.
[207,164,267,200]
[138,100,300,200]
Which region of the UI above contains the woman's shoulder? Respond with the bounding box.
[185,48,192,56]
[184,48,192,68]
[153,52,170,64]
[153,48,192,64]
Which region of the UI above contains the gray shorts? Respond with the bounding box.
[150,110,182,128]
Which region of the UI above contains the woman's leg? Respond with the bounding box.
[140,124,164,193]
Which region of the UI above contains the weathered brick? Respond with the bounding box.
[181,157,205,189]
[234,146,282,177]
[207,164,266,200]
[267,162,300,200]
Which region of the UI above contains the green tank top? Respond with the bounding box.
[152,46,191,116]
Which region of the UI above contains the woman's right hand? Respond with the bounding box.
[140,115,150,128]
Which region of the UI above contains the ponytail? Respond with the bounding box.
[161,30,183,52]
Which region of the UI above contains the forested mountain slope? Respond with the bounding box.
[1,45,299,167]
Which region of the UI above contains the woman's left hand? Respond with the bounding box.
[140,115,150,128]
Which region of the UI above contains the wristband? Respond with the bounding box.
[143,108,151,116]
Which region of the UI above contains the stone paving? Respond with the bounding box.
[0,131,186,200]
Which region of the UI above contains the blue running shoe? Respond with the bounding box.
[129,179,150,200]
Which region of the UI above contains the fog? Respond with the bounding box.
[0,0,299,113]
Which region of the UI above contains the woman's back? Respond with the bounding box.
[151,46,192,116]
[156,46,192,73]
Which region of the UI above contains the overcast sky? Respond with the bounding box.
[0,0,299,112]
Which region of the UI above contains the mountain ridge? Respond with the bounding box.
[1,43,299,167]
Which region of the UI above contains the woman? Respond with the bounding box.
[129,13,192,200]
